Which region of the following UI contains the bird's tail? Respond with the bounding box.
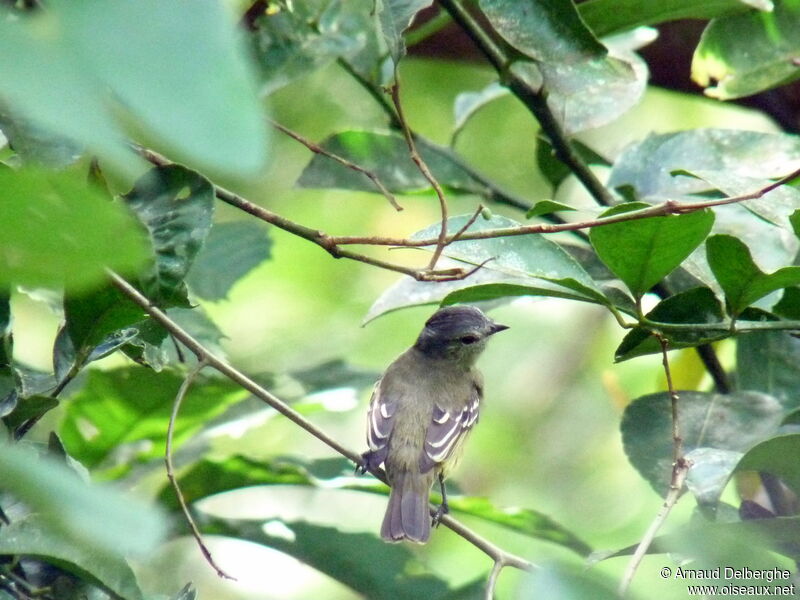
[381,470,430,543]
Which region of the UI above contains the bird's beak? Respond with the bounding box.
[488,322,509,335]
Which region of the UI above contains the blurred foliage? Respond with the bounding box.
[2,1,800,599]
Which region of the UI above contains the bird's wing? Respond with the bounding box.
[419,382,482,473]
[364,378,396,467]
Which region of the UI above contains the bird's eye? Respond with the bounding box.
[460,334,479,345]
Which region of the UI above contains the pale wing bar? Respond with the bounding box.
[419,386,480,473]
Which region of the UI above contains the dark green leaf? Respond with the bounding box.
[0,167,147,292]
[186,221,272,301]
[159,454,590,555]
[605,516,800,564]
[615,287,727,361]
[171,584,197,600]
[589,203,714,298]
[737,330,800,411]
[0,516,145,600]
[378,0,434,63]
[445,496,592,556]
[621,391,783,494]
[479,0,646,133]
[205,518,458,599]
[706,234,800,316]
[290,359,380,394]
[2,395,58,434]
[63,285,147,379]
[519,562,620,600]
[124,165,214,306]
[736,434,800,496]
[536,136,609,191]
[693,0,800,99]
[0,442,167,559]
[0,108,82,168]
[365,215,607,322]
[579,0,771,38]
[251,0,373,95]
[0,1,267,178]
[59,367,246,473]
[525,200,578,219]
[790,208,800,238]
[297,131,488,196]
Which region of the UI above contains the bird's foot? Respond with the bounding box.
[431,502,449,528]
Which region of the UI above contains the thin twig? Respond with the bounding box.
[269,118,403,211]
[165,362,236,580]
[109,272,535,571]
[437,0,616,207]
[331,167,800,246]
[132,145,472,282]
[618,336,691,596]
[389,78,450,269]
[485,559,505,600]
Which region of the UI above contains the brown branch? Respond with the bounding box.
[389,79,450,269]
[109,272,536,571]
[618,336,690,596]
[133,145,476,282]
[437,0,616,207]
[269,118,403,211]
[165,361,235,580]
[331,167,800,247]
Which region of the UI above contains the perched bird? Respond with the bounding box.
[358,305,508,543]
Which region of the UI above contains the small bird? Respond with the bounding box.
[358,305,508,543]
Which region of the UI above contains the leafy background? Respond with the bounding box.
[3,0,800,599]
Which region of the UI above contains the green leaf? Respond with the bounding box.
[0,516,145,600]
[124,165,214,306]
[589,203,714,298]
[0,167,147,292]
[445,496,592,556]
[621,391,783,494]
[378,0,434,63]
[2,395,58,435]
[0,442,167,559]
[519,562,620,600]
[579,0,772,38]
[736,433,800,496]
[706,234,800,316]
[479,0,646,133]
[0,0,267,178]
[365,214,607,322]
[605,516,800,564]
[737,331,800,411]
[526,200,578,219]
[693,0,800,99]
[250,0,373,95]
[64,284,146,365]
[205,518,462,600]
[59,367,247,474]
[297,131,488,196]
[615,287,727,361]
[186,221,272,301]
[536,136,609,191]
[0,108,83,168]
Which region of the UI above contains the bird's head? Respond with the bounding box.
[414,305,508,365]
